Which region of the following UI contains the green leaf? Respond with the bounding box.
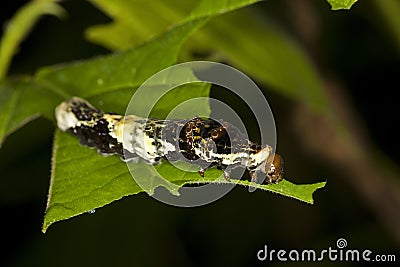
[44,130,325,232]
[41,0,265,232]
[44,130,138,232]
[187,179,326,204]
[41,0,326,232]
[0,0,65,78]
[0,78,64,147]
[44,126,221,232]
[327,0,359,10]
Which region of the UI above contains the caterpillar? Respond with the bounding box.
[55,97,283,184]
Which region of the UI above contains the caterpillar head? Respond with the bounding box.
[265,153,284,184]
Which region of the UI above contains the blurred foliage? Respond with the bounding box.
[0,0,65,78]
[372,0,400,49]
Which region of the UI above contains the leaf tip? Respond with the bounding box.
[309,180,327,204]
[41,219,52,234]
[328,0,358,10]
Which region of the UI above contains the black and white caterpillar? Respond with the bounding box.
[55,97,283,184]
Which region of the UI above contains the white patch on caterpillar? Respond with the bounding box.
[55,102,79,131]
[250,146,272,166]
[162,140,176,154]
[106,114,142,155]
[193,139,269,166]
[251,147,273,173]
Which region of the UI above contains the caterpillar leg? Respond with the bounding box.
[198,165,231,181]
[198,169,205,177]
[223,170,231,182]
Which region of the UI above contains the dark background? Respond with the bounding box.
[1,0,399,266]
